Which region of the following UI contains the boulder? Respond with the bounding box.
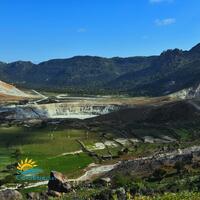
[98,177,111,186]
[27,192,48,200]
[0,189,23,200]
[48,171,72,193]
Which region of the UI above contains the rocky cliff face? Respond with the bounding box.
[0,103,122,120]
[39,103,121,119]
[0,80,27,97]
[185,83,200,98]
[170,83,200,99]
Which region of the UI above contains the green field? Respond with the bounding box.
[1,122,199,191]
[0,126,102,182]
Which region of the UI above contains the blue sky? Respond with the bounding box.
[0,0,200,63]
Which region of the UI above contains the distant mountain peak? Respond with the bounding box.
[160,48,183,57]
[189,43,200,53]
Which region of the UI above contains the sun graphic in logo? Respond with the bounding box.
[17,158,37,172]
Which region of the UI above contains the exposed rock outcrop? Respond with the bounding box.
[48,171,72,193]
[0,103,121,120]
[170,83,200,99]
[106,146,200,179]
[0,189,23,200]
[0,80,28,97]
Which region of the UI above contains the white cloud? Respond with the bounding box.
[155,18,176,26]
[77,28,87,33]
[150,0,174,3]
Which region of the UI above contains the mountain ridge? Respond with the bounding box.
[0,43,200,96]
